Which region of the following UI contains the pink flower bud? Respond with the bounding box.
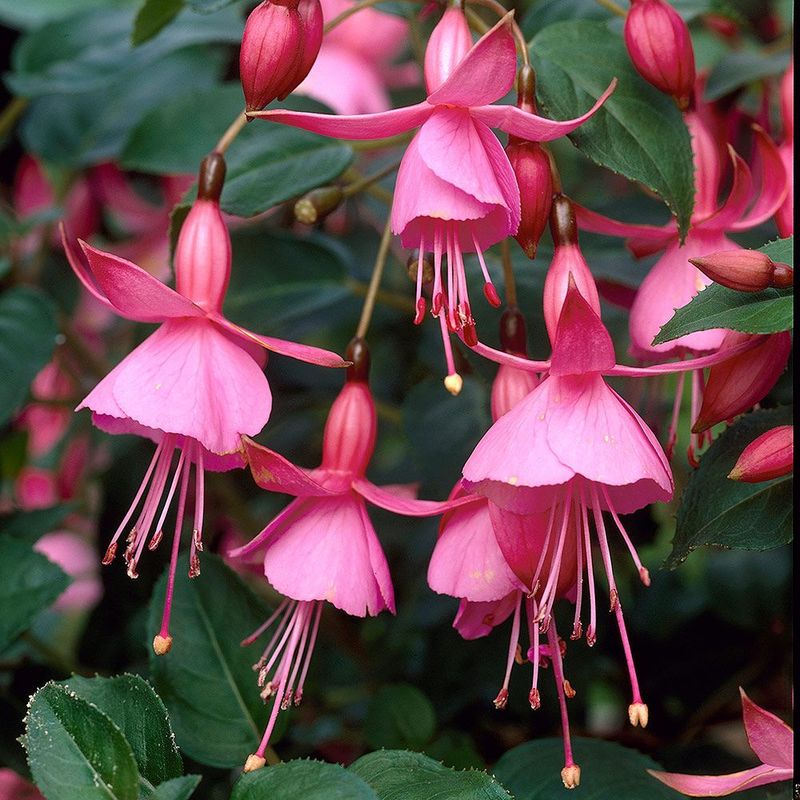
[174,153,231,312]
[690,249,793,292]
[624,0,696,110]
[728,425,793,483]
[693,332,791,433]
[240,0,323,112]
[491,308,539,420]
[506,140,553,259]
[423,6,472,93]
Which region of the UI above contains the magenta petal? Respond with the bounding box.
[355,477,477,516]
[209,314,348,367]
[79,241,203,323]
[740,689,794,769]
[248,101,432,139]
[426,14,517,108]
[228,498,308,559]
[453,594,518,640]
[470,79,616,142]
[80,319,271,454]
[243,436,338,496]
[648,764,792,796]
[60,224,116,311]
[573,203,677,242]
[699,146,753,230]
[262,494,394,616]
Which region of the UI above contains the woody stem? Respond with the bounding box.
[356,217,394,339]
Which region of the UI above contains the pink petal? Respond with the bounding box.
[209,314,348,368]
[573,203,677,243]
[228,497,310,559]
[453,595,518,639]
[79,319,270,455]
[426,13,517,108]
[34,531,102,612]
[740,688,794,769]
[261,494,394,616]
[242,436,338,497]
[470,79,616,142]
[428,495,518,602]
[248,101,432,139]
[0,769,44,800]
[648,764,792,796]
[60,224,116,312]
[698,146,753,230]
[79,241,203,323]
[354,476,477,516]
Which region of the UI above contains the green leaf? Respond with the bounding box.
[24,682,140,800]
[0,537,70,652]
[667,407,793,567]
[364,684,436,750]
[0,0,129,30]
[0,504,73,542]
[133,0,185,46]
[494,737,684,799]
[149,775,202,800]
[147,554,272,768]
[653,237,794,343]
[63,675,183,786]
[0,286,58,426]
[530,21,695,238]
[349,750,513,800]
[232,761,378,800]
[187,0,239,10]
[121,84,245,174]
[705,50,791,101]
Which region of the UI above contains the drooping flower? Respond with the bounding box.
[250,8,614,385]
[729,425,793,483]
[229,338,467,772]
[63,152,345,654]
[649,689,793,796]
[775,60,793,236]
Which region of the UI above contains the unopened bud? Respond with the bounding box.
[624,0,696,110]
[153,634,173,656]
[561,764,581,789]
[628,702,649,727]
[728,425,793,483]
[690,249,793,292]
[516,64,537,114]
[549,194,577,246]
[406,250,434,285]
[294,186,343,225]
[240,0,323,112]
[243,754,266,773]
[424,6,472,93]
[506,140,553,260]
[345,336,370,383]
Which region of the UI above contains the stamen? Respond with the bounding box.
[572,494,588,639]
[242,598,291,647]
[470,228,501,308]
[415,239,425,308]
[294,601,323,705]
[601,485,650,586]
[493,592,522,709]
[547,622,579,789]
[537,484,573,620]
[581,484,597,646]
[589,483,619,611]
[151,444,188,550]
[666,371,686,460]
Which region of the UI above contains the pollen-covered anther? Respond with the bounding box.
[561,764,581,789]
[571,621,582,640]
[586,626,597,647]
[444,373,463,396]
[609,588,619,611]
[529,688,541,710]
[281,690,294,710]
[193,528,204,552]
[493,688,509,709]
[148,529,163,551]
[101,542,117,565]
[126,563,139,580]
[153,634,173,656]
[243,754,266,773]
[563,680,576,699]
[189,554,201,578]
[629,702,649,728]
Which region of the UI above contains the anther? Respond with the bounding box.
[563,680,576,699]
[414,297,426,325]
[243,754,266,773]
[483,282,501,307]
[528,688,541,709]
[102,542,117,565]
[148,529,163,551]
[493,688,509,709]
[153,634,173,656]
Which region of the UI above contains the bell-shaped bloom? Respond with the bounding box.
[240,0,323,111]
[650,689,793,795]
[229,339,466,772]
[250,9,615,381]
[63,153,345,655]
[34,530,103,612]
[623,0,696,109]
[729,425,793,483]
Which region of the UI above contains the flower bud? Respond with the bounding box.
[424,5,472,93]
[506,140,553,259]
[728,425,793,483]
[624,0,696,110]
[690,249,793,292]
[294,186,344,225]
[692,332,791,433]
[240,0,323,112]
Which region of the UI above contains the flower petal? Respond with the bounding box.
[573,203,677,243]
[355,476,477,516]
[648,764,792,796]
[79,240,203,323]
[740,688,794,769]
[698,145,753,230]
[470,79,616,142]
[247,100,432,139]
[228,498,309,559]
[426,13,517,108]
[60,224,117,311]
[453,595,518,640]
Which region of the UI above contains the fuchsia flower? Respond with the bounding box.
[229,339,468,772]
[16,362,75,459]
[729,425,793,483]
[62,153,345,654]
[34,531,103,612]
[250,8,614,385]
[775,60,793,236]
[650,689,793,796]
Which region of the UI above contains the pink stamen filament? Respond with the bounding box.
[547,622,576,770]
[242,598,291,647]
[495,592,522,707]
[294,602,323,704]
[666,371,686,459]
[601,484,649,584]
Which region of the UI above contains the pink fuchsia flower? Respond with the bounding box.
[229,339,467,772]
[15,362,75,459]
[250,9,615,384]
[62,153,345,655]
[775,60,793,236]
[34,530,103,612]
[729,425,793,483]
[0,769,43,800]
[649,688,793,795]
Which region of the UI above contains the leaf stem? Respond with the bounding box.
[342,159,401,198]
[0,97,28,140]
[355,218,394,339]
[501,238,518,307]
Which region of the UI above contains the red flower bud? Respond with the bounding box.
[690,249,794,292]
[240,0,323,112]
[728,425,793,483]
[692,332,791,433]
[624,0,696,110]
[506,139,553,259]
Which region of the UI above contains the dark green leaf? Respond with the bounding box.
[187,0,239,10]
[150,775,202,800]
[0,538,70,652]
[364,684,436,750]
[147,554,272,768]
[705,50,791,101]
[0,286,58,426]
[133,0,185,46]
[759,236,794,266]
[24,682,140,800]
[0,0,129,30]
[121,84,245,174]
[530,21,695,238]
[349,750,513,800]
[494,737,684,799]
[232,761,378,800]
[64,674,183,786]
[0,505,72,542]
[668,407,793,567]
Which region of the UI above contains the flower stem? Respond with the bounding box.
[594,0,626,17]
[342,159,401,198]
[0,97,27,139]
[501,238,518,308]
[215,111,248,155]
[356,218,394,339]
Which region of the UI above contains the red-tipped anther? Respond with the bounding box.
[189,554,201,578]
[563,680,576,699]
[639,567,651,586]
[148,529,163,551]
[432,292,443,315]
[529,688,541,709]
[414,297,427,325]
[483,281,502,307]
[101,542,117,565]
[571,622,582,641]
[462,322,478,347]
[493,688,509,709]
[609,588,619,611]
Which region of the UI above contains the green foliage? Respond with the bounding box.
[364,684,437,750]
[232,761,378,800]
[705,50,792,101]
[132,0,185,46]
